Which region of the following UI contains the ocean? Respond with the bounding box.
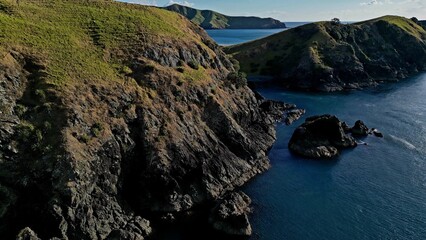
[246,77,426,240]
[209,28,426,240]
[206,22,310,46]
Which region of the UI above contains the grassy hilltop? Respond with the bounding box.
[0,0,284,239]
[227,16,426,91]
[0,0,213,86]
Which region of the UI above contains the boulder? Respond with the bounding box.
[209,191,252,236]
[288,115,357,159]
[351,120,369,136]
[371,128,384,138]
[284,109,306,125]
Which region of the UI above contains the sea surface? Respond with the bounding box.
[206,22,309,46]
[247,76,426,240]
[205,29,426,240]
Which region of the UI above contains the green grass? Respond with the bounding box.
[0,0,201,86]
[357,15,426,39]
[227,16,426,75]
[181,66,207,82]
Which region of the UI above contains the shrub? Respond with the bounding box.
[91,122,104,137]
[143,64,155,73]
[188,60,199,70]
[230,57,240,72]
[177,59,185,67]
[35,89,46,102]
[79,134,90,143]
[14,104,27,117]
[227,71,247,88]
[331,18,341,25]
[120,65,133,75]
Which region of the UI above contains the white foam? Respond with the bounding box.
[388,134,416,150]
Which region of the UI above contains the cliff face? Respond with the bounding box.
[228,16,426,92]
[164,4,286,29]
[0,0,297,239]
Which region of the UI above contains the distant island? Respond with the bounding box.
[227,16,426,91]
[164,4,286,29]
[419,20,426,29]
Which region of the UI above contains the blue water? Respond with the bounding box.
[206,22,309,46]
[245,75,426,240]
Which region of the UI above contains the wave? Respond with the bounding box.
[388,134,416,150]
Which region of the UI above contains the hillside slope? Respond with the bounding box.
[0,0,298,239]
[164,4,286,29]
[227,16,426,91]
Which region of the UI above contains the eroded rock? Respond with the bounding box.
[351,120,369,136]
[209,191,252,236]
[288,115,357,159]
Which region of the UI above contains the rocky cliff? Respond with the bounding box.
[227,16,426,91]
[164,4,286,29]
[0,0,299,239]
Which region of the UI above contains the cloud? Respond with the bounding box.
[360,0,393,6]
[167,1,195,7]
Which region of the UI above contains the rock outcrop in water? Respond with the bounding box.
[227,16,426,92]
[0,1,302,239]
[289,115,357,158]
[164,4,286,29]
[209,191,252,236]
[351,120,369,136]
[289,115,385,158]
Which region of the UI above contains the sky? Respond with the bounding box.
[119,0,426,22]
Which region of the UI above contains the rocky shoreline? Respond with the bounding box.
[0,1,304,238]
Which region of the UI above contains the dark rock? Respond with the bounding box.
[288,115,357,159]
[209,191,252,236]
[371,128,384,138]
[284,109,306,125]
[16,227,40,240]
[259,100,305,124]
[351,120,369,136]
[342,121,351,133]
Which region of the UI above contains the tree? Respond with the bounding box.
[411,17,419,24]
[331,18,341,25]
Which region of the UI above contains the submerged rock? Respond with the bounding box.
[288,115,357,159]
[209,191,252,236]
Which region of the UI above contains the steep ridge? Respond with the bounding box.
[0,0,299,239]
[164,4,286,29]
[227,16,426,91]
